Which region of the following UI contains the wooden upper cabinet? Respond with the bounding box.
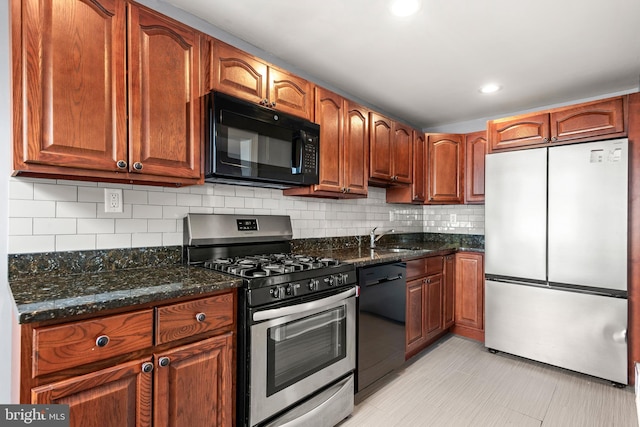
[427,133,464,204]
[369,113,413,185]
[386,131,426,204]
[550,97,626,143]
[465,130,487,204]
[12,0,202,185]
[392,122,413,184]
[210,42,313,120]
[128,4,201,180]
[284,89,368,198]
[489,96,627,152]
[369,113,393,182]
[14,0,127,172]
[32,358,153,427]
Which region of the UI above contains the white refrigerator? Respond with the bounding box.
[484,138,628,384]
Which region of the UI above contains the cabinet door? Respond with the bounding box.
[443,255,455,329]
[32,358,152,427]
[343,101,369,196]
[128,5,201,180]
[465,131,487,204]
[424,275,443,341]
[406,279,425,353]
[154,333,233,427]
[369,113,393,182]
[392,122,413,184]
[15,0,127,172]
[427,134,464,203]
[412,132,427,202]
[313,87,344,193]
[551,97,626,143]
[488,112,550,151]
[268,66,314,120]
[211,42,268,104]
[455,253,484,333]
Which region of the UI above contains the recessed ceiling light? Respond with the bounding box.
[389,0,422,17]
[480,84,501,94]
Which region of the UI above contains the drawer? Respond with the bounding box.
[33,309,154,377]
[406,256,443,279]
[156,293,234,345]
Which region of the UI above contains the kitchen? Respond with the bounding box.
[1,0,639,426]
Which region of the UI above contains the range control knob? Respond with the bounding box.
[340,273,350,284]
[271,286,285,299]
[286,284,300,296]
[308,279,319,291]
[324,276,336,287]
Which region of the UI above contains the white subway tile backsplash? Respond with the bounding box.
[34,183,77,201]
[9,218,32,236]
[77,219,115,234]
[97,233,132,249]
[33,218,76,235]
[56,235,96,252]
[10,200,56,218]
[7,180,484,254]
[56,202,96,218]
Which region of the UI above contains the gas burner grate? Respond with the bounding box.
[202,253,342,278]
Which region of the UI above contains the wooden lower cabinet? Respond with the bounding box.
[23,291,235,427]
[154,334,233,427]
[451,252,485,342]
[32,358,153,427]
[405,255,455,359]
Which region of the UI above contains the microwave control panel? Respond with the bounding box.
[303,142,318,174]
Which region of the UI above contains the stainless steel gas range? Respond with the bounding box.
[184,214,356,427]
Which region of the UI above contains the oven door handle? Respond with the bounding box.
[253,287,356,322]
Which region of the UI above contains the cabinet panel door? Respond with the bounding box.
[428,134,464,203]
[154,333,233,427]
[268,67,313,120]
[343,101,369,195]
[369,113,393,181]
[314,88,344,193]
[424,275,443,340]
[443,255,455,329]
[32,358,152,427]
[465,131,487,204]
[392,123,413,184]
[406,279,425,351]
[455,253,484,330]
[16,0,127,171]
[412,132,426,202]
[488,113,550,151]
[128,5,201,180]
[551,97,626,143]
[212,42,267,104]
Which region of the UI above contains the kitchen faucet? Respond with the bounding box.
[370,227,395,249]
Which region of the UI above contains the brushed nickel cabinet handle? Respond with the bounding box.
[158,357,170,367]
[133,162,143,170]
[141,362,153,373]
[116,160,127,169]
[96,335,110,347]
[195,312,206,322]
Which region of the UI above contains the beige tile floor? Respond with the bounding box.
[340,335,638,427]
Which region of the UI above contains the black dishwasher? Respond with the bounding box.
[356,262,406,394]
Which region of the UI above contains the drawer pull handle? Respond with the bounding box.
[158,357,170,367]
[96,335,110,347]
[195,312,206,322]
[141,362,154,373]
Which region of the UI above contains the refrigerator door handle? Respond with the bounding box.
[612,329,627,343]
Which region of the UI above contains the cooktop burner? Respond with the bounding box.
[203,253,342,278]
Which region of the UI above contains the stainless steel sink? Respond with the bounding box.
[375,247,414,253]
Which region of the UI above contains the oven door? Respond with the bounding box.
[249,287,356,426]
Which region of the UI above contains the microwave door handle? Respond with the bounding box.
[291,131,303,175]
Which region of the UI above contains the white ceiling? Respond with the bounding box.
[166,0,640,129]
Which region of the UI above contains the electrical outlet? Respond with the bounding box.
[104,188,123,213]
[450,213,457,223]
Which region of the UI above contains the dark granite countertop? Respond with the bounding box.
[9,247,242,324]
[295,241,483,268]
[8,234,482,324]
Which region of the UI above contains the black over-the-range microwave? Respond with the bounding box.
[205,91,320,188]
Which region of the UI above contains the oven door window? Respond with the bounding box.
[266,306,347,396]
[216,110,295,178]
